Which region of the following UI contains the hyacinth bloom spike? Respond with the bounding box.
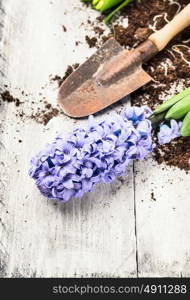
[29,105,182,202]
[29,106,155,202]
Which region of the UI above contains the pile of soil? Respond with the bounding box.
[30,106,60,126]
[0,61,80,126]
[82,0,190,171]
[0,63,81,126]
[85,35,98,48]
[154,138,190,172]
[1,90,22,107]
[50,63,80,87]
[0,89,61,126]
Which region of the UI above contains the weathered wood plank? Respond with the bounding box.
[135,158,190,277]
[1,0,190,279]
[0,0,137,277]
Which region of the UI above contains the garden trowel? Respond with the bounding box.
[58,4,190,117]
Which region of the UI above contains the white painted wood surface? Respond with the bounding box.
[0,0,190,278]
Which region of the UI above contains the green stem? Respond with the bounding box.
[104,0,133,24]
[149,112,167,129]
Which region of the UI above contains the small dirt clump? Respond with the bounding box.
[1,90,23,107]
[85,35,98,48]
[51,63,80,87]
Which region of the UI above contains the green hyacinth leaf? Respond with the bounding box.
[153,87,190,115]
[92,0,99,5]
[181,110,190,137]
[93,0,123,11]
[166,94,190,120]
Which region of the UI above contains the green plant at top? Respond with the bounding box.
[81,0,134,24]
[151,87,190,137]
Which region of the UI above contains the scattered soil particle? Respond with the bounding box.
[75,41,81,46]
[96,15,104,23]
[73,63,80,69]
[62,25,67,32]
[93,26,104,37]
[30,107,60,126]
[85,35,98,48]
[151,192,156,201]
[45,103,52,109]
[1,88,61,126]
[50,74,63,87]
[15,99,21,107]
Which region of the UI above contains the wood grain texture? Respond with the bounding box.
[135,158,190,277]
[0,0,190,278]
[0,0,136,278]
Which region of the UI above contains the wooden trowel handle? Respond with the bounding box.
[149,3,190,51]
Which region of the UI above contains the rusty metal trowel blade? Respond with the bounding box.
[57,38,152,118]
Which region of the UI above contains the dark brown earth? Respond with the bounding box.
[30,106,60,126]
[85,35,98,48]
[0,89,61,126]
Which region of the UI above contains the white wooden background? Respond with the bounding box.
[0,0,190,278]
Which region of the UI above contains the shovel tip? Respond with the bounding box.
[57,96,88,118]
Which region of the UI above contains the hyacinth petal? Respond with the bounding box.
[134,106,145,119]
[122,107,134,120]
[62,179,74,189]
[136,146,148,159]
[29,106,154,202]
[143,106,153,118]
[102,171,115,183]
[158,119,181,145]
[137,120,151,135]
